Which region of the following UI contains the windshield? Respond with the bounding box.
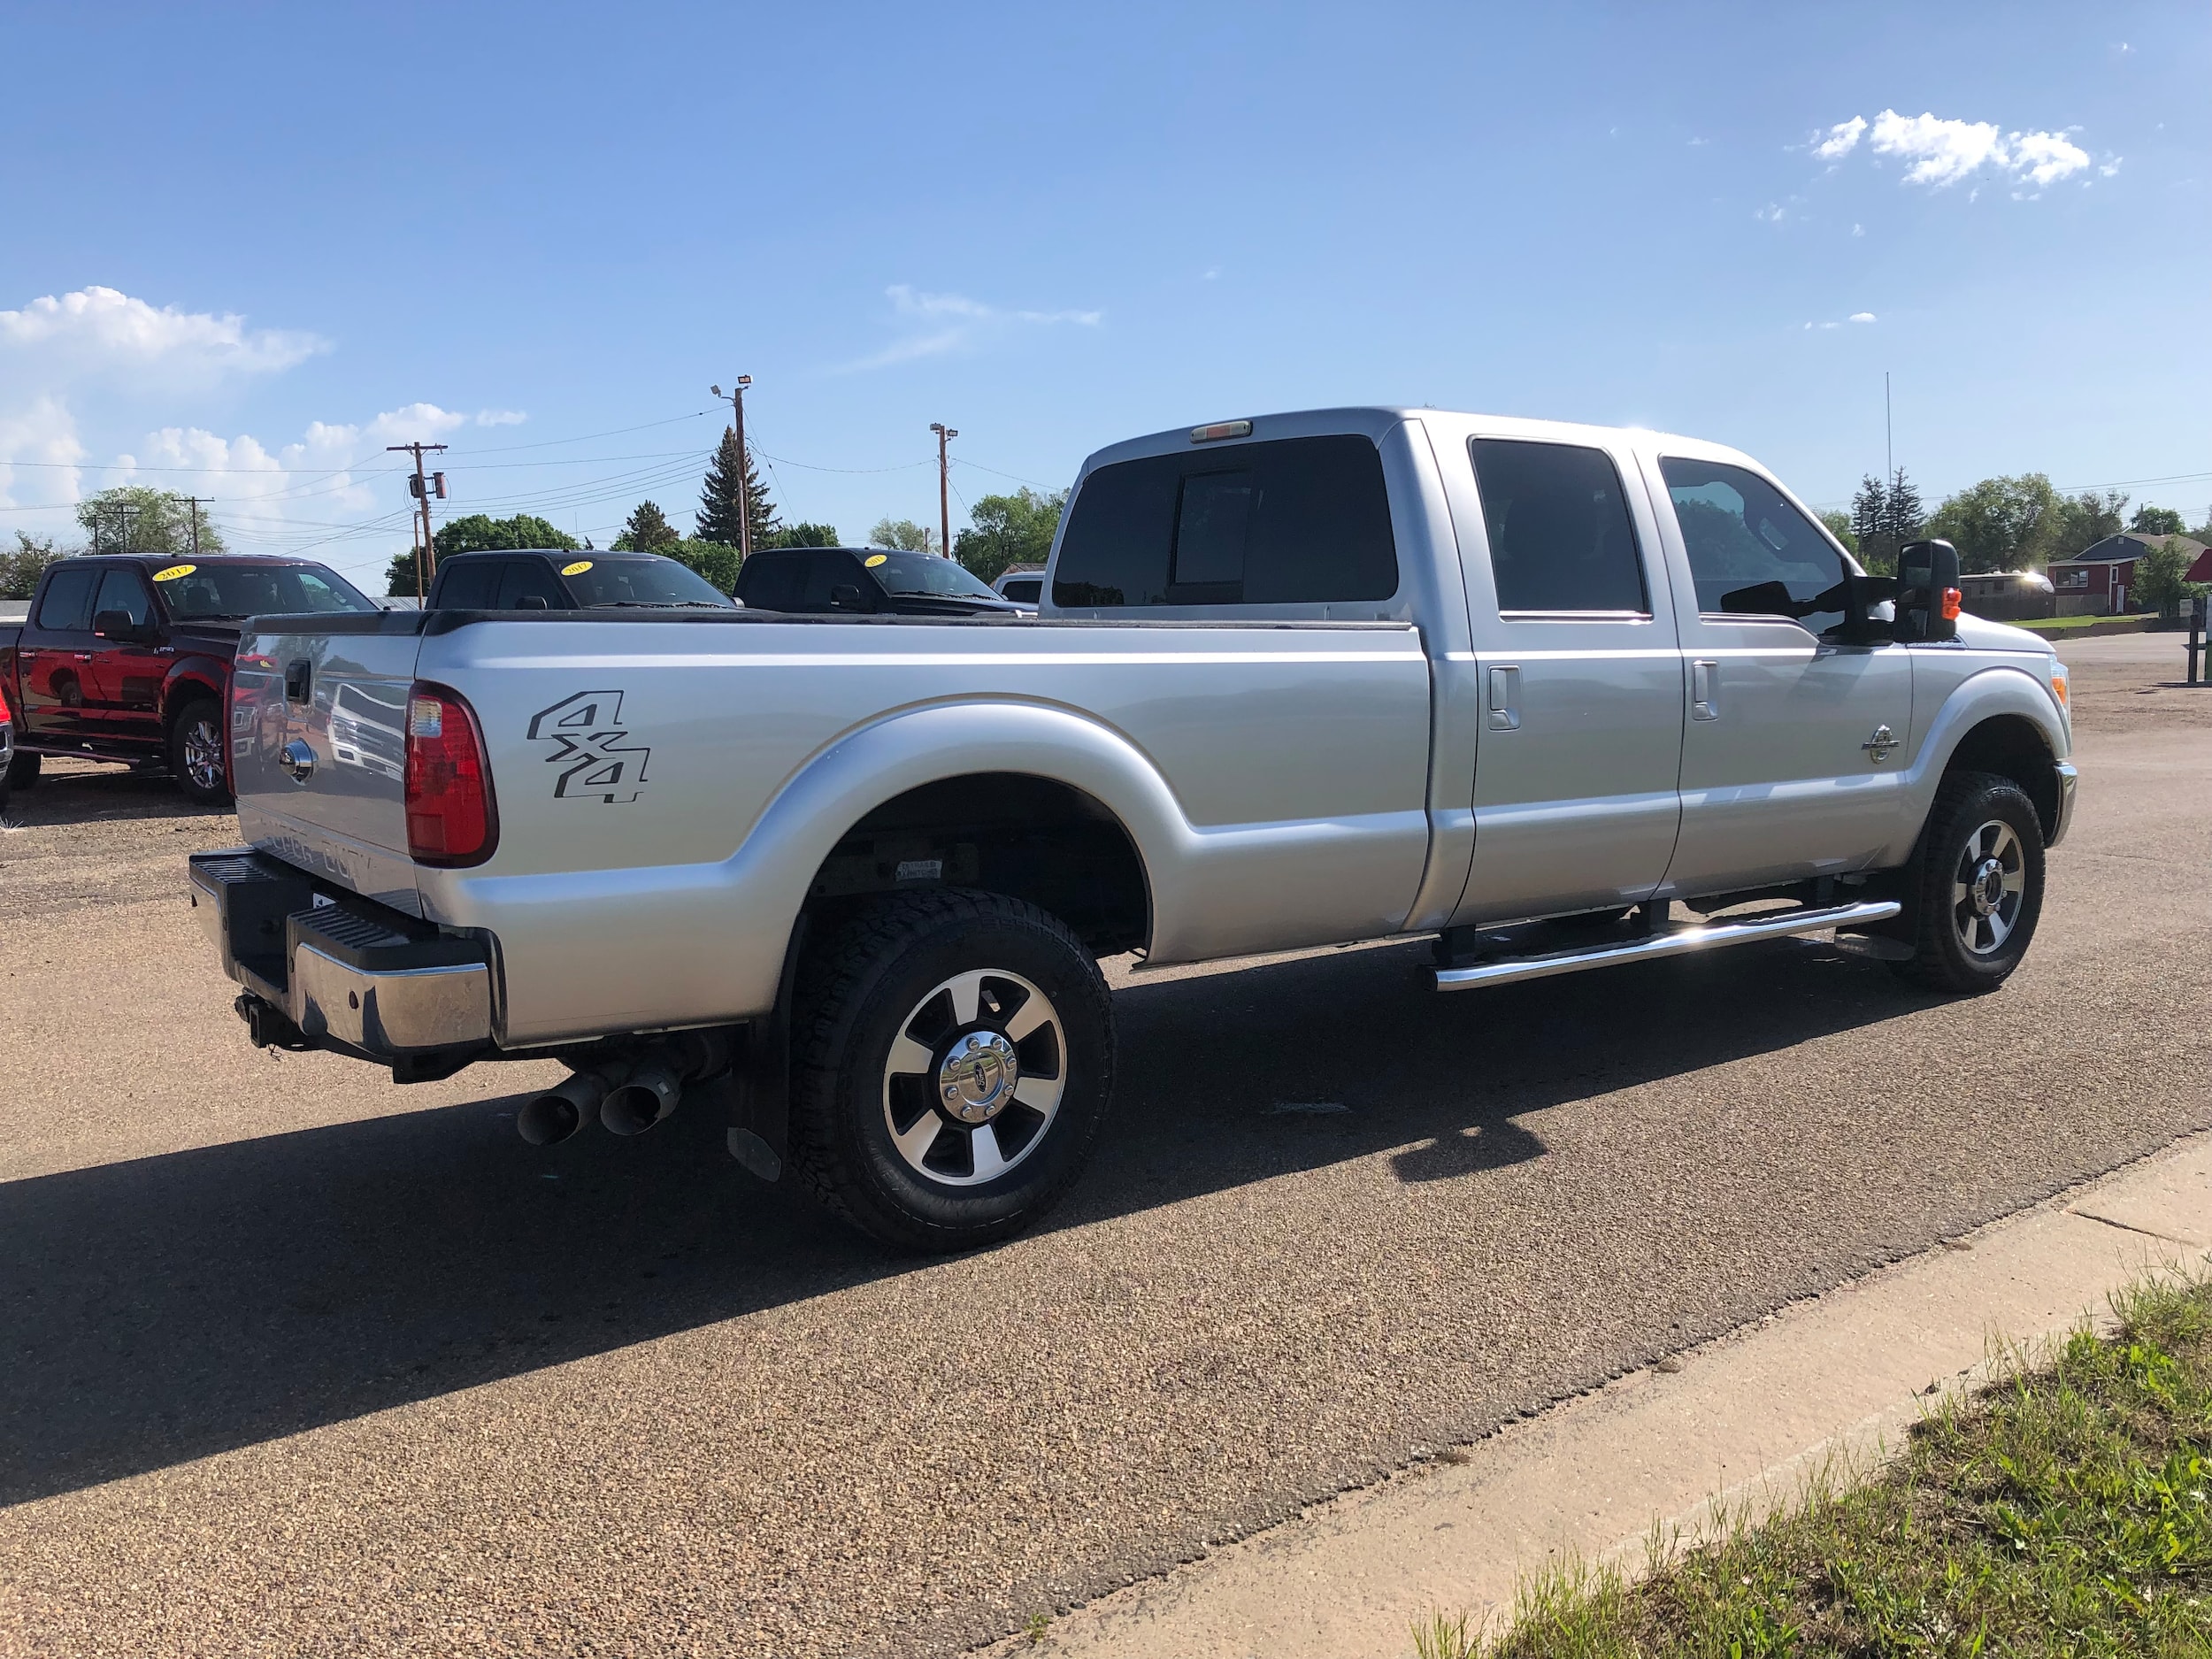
[869,551,1000,600]
[157,562,380,620]
[562,556,733,608]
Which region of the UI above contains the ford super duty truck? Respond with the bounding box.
[188,409,2076,1250]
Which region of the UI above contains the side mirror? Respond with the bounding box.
[93,609,150,644]
[517,595,549,610]
[1896,539,1962,643]
[829,582,867,611]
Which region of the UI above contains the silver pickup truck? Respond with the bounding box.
[189,408,2075,1249]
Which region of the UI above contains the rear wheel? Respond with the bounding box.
[787,888,1116,1252]
[167,695,232,808]
[4,749,36,791]
[1891,770,2045,994]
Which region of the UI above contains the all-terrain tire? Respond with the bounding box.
[4,749,36,791]
[1890,769,2046,994]
[787,888,1116,1253]
[167,695,232,808]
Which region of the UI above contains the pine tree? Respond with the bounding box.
[614,499,682,552]
[696,426,780,552]
[1851,468,1924,574]
[1882,467,1924,549]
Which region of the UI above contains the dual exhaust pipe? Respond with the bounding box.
[517,1038,718,1146]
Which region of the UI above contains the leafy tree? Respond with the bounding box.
[388,513,580,596]
[696,426,780,552]
[2129,505,2186,537]
[2193,504,2212,543]
[0,531,69,599]
[767,521,841,549]
[386,549,425,596]
[664,536,741,593]
[868,517,940,553]
[613,500,683,552]
[1849,468,1924,575]
[73,486,227,556]
[953,488,1067,583]
[1816,510,1859,557]
[2131,536,2200,619]
[2048,489,2129,559]
[1926,473,2057,574]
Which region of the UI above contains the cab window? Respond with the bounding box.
[1469,439,1648,614]
[1053,434,1398,608]
[35,566,99,631]
[1659,457,1846,632]
[94,566,155,629]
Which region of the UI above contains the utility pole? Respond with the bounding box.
[710,378,754,560]
[186,496,203,557]
[1885,371,1893,485]
[930,422,958,557]
[388,442,449,600]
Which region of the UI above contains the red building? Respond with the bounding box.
[2047,532,2210,616]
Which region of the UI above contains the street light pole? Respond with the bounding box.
[930,422,958,557]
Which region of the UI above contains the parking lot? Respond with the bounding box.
[2,632,2208,1658]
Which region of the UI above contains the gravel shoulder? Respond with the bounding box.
[1,637,2206,1658]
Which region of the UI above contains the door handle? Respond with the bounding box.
[73,652,94,662]
[1486,664,1521,731]
[1691,659,1719,720]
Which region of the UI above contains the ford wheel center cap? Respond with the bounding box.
[938,1031,1019,1124]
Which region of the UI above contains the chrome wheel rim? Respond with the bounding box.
[182,716,225,792]
[1951,818,2025,956]
[881,967,1064,1187]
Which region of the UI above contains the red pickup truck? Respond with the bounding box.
[0,554,385,806]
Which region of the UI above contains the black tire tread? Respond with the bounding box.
[786,887,1110,1249]
[165,694,231,807]
[1891,768,2042,995]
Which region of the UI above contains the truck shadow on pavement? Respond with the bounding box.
[4,763,220,828]
[0,935,1921,1507]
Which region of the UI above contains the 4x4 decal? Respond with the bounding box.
[526,689,650,803]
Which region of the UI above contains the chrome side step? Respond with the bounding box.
[1432,900,1903,992]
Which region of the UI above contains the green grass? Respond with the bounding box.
[1417,1271,2212,1658]
[2015,615,2153,634]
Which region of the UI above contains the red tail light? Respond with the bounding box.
[404,681,497,866]
[0,680,12,726]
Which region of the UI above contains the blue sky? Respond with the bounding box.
[2,2,2206,590]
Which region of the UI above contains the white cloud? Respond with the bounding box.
[474,409,527,426]
[1813,115,1866,161]
[841,285,1102,372]
[1755,203,1786,223]
[1852,222,1865,236]
[1849,311,1878,323]
[0,396,88,511]
[0,285,325,378]
[2100,158,2123,178]
[1824,109,2095,192]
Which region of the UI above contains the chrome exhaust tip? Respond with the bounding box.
[518,1071,608,1146]
[601,1064,682,1136]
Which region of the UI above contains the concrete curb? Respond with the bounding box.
[991,1131,2212,1659]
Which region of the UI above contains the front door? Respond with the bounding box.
[1647,454,1915,895]
[1452,435,1686,923]
[87,564,166,748]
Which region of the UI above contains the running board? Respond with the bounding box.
[1432,900,1903,992]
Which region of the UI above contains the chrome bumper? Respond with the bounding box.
[188,848,494,1059]
[2048,759,2078,849]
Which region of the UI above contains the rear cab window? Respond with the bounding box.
[35,565,100,632]
[1052,434,1398,611]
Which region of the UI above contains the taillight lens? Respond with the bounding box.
[0,680,12,726]
[404,681,497,866]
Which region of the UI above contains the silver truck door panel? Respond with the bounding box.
[1442,431,1686,924]
[1640,449,1915,893]
[411,618,1433,1042]
[1665,627,1914,891]
[232,621,425,913]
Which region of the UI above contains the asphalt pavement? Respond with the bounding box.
[1,631,2207,1658]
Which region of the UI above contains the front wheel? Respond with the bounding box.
[787,889,1116,1252]
[1891,770,2046,994]
[167,696,232,808]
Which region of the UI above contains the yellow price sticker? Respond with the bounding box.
[561,559,593,576]
[864,554,888,567]
[151,563,196,582]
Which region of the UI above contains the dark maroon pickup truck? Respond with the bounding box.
[0,554,384,807]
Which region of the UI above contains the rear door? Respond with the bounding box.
[18,565,101,742]
[1645,453,1915,894]
[1450,435,1686,923]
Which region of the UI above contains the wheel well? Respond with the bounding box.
[805,773,1150,956]
[1944,715,2058,839]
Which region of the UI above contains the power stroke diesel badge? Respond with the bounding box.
[526,690,651,803]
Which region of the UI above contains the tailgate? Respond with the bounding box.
[233,611,428,914]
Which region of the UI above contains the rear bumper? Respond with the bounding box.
[188,847,495,1062]
[2048,759,2079,849]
